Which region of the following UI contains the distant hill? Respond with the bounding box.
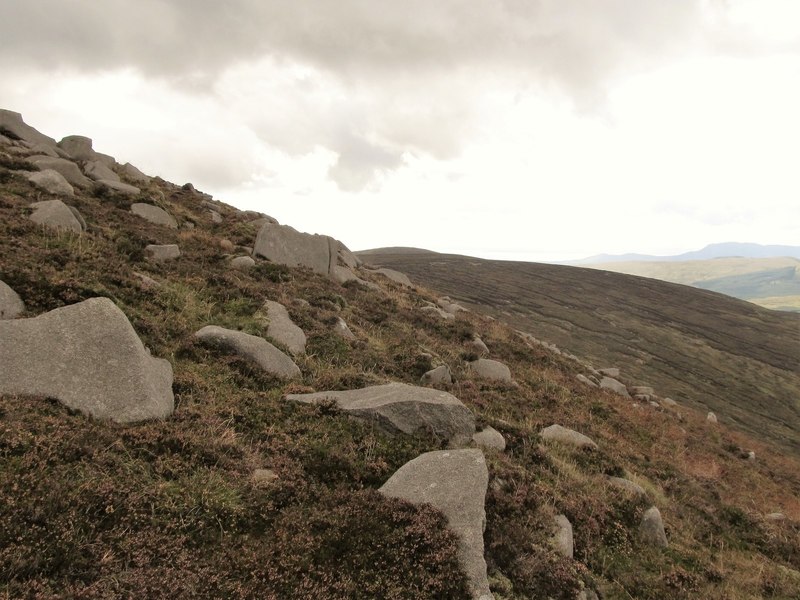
[573,242,800,264]
[359,248,800,456]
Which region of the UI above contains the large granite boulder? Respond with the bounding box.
[639,506,668,548]
[194,325,300,379]
[26,156,92,188]
[0,110,56,147]
[380,449,492,600]
[468,358,512,383]
[370,267,412,287]
[0,280,25,319]
[286,382,476,446]
[540,424,598,450]
[131,203,177,228]
[58,135,99,162]
[253,222,361,280]
[262,300,306,355]
[472,426,506,451]
[25,169,74,196]
[29,199,84,232]
[0,298,174,422]
[84,160,120,182]
[600,376,630,398]
[121,162,151,183]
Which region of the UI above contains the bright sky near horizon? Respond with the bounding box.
[1,1,798,261]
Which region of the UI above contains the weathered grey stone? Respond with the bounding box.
[0,280,25,319]
[540,424,598,450]
[286,382,476,445]
[230,256,256,270]
[194,325,300,379]
[209,210,223,223]
[26,155,93,188]
[661,397,678,408]
[68,206,88,231]
[58,135,97,161]
[607,476,646,496]
[468,358,512,383]
[380,449,492,600]
[121,162,151,183]
[629,385,654,396]
[600,376,630,398]
[262,300,306,355]
[371,267,412,287]
[707,412,718,424]
[144,244,180,262]
[552,514,573,558]
[29,199,83,232]
[0,133,12,145]
[765,512,786,521]
[96,179,140,196]
[438,297,468,314]
[420,365,453,386]
[467,335,490,356]
[330,265,361,284]
[25,169,74,196]
[0,298,174,422]
[576,374,598,388]
[132,272,160,289]
[0,110,56,147]
[598,367,620,378]
[254,222,332,274]
[420,305,455,320]
[639,506,668,548]
[473,426,506,451]
[29,143,60,157]
[334,317,356,340]
[252,468,279,485]
[84,160,120,182]
[130,203,177,228]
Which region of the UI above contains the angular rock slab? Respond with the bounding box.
[131,203,177,228]
[96,179,140,196]
[58,135,97,161]
[121,162,151,183]
[607,476,646,497]
[26,155,93,188]
[380,449,492,600]
[0,110,57,147]
[84,160,120,182]
[194,325,300,379]
[0,280,25,319]
[29,199,84,232]
[540,424,598,450]
[576,374,598,388]
[0,297,174,422]
[468,358,512,383]
[371,267,412,287]
[334,316,356,340]
[25,169,74,196]
[286,382,476,446]
[420,365,453,386]
[600,376,630,398]
[263,300,306,355]
[639,506,668,548]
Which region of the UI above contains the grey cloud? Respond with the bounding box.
[327,132,404,192]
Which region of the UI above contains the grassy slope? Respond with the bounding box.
[1,158,799,599]
[358,250,800,458]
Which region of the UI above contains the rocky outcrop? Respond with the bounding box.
[145,244,180,262]
[0,110,56,147]
[379,449,492,600]
[121,162,151,183]
[468,358,512,383]
[25,170,74,196]
[262,300,306,355]
[473,426,506,451]
[420,365,453,386]
[0,298,174,422]
[639,506,668,548]
[29,199,84,232]
[194,325,300,379]
[253,222,361,280]
[131,203,177,228]
[552,514,574,558]
[600,376,630,397]
[286,382,476,445]
[0,280,25,319]
[540,424,598,450]
[58,135,100,162]
[26,156,93,189]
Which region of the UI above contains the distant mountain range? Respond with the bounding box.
[571,242,800,264]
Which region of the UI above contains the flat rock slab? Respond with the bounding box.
[540,424,598,450]
[131,203,177,228]
[371,267,412,287]
[29,199,83,232]
[286,382,476,446]
[0,280,25,319]
[0,297,174,422]
[468,358,512,383]
[472,426,506,451]
[600,376,630,398]
[640,506,668,547]
[420,365,453,386]
[598,367,620,378]
[26,155,93,188]
[576,374,598,388]
[263,300,306,355]
[25,169,74,196]
[380,449,492,600]
[194,325,300,379]
[145,244,180,262]
[0,110,57,147]
[96,179,140,196]
[84,160,120,182]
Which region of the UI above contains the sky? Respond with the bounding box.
[1,1,798,262]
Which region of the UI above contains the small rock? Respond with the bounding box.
[540,424,598,450]
[334,317,356,340]
[263,300,306,355]
[25,169,74,196]
[96,179,140,196]
[765,512,786,521]
[600,376,630,398]
[661,397,678,408]
[420,365,453,386]
[598,367,620,378]
[467,335,490,356]
[639,506,668,548]
[219,239,235,252]
[208,209,223,223]
[230,256,256,270]
[472,426,506,451]
[552,514,573,558]
[420,305,455,320]
[131,203,178,228]
[468,358,512,383]
[194,325,301,379]
[29,199,83,232]
[437,297,468,314]
[132,272,160,289]
[747,451,756,461]
[252,469,278,485]
[144,244,180,262]
[576,374,598,388]
[628,386,654,396]
[0,280,25,319]
[707,412,718,424]
[607,476,646,496]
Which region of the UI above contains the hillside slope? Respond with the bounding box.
[359,249,800,456]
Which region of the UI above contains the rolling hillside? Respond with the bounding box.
[359,249,800,456]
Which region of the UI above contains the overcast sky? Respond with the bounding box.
[1,1,798,261]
